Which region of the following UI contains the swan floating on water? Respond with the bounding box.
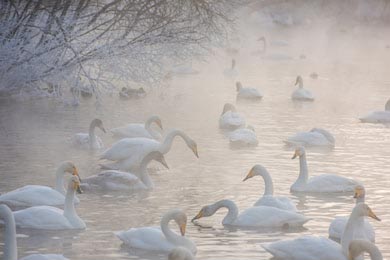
[262,203,380,260]
[359,99,390,124]
[329,185,375,242]
[229,125,258,147]
[100,129,198,171]
[349,240,383,260]
[192,199,309,228]
[8,176,86,230]
[236,82,263,100]
[115,209,196,254]
[223,59,238,78]
[291,76,314,101]
[168,247,195,260]
[219,103,245,130]
[243,165,297,212]
[72,118,106,150]
[111,115,163,140]
[0,204,69,260]
[0,162,80,207]
[81,151,168,191]
[284,128,335,147]
[290,147,360,193]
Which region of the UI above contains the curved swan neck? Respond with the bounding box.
[160,211,182,244]
[55,166,67,194]
[160,130,189,154]
[350,240,383,260]
[294,154,308,186]
[211,200,239,225]
[1,206,18,260]
[139,154,155,188]
[260,169,274,196]
[63,182,77,220]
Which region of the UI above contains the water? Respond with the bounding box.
[1,10,390,260]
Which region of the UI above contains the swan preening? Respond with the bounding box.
[110,115,163,140]
[290,146,359,193]
[81,151,168,191]
[359,99,390,124]
[192,199,309,228]
[115,209,196,254]
[228,125,258,146]
[72,118,106,150]
[236,81,263,100]
[243,165,297,212]
[99,129,198,171]
[291,76,314,101]
[0,162,80,207]
[219,103,245,130]
[329,185,375,242]
[262,203,380,260]
[284,128,335,147]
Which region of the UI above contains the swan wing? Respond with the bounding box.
[82,170,145,191]
[219,112,245,129]
[285,132,330,147]
[237,88,262,99]
[254,196,297,212]
[101,138,159,161]
[329,217,375,242]
[229,129,258,145]
[360,111,390,123]
[291,88,314,101]
[306,174,359,192]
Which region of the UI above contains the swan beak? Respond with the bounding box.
[192,145,199,158]
[353,187,364,199]
[191,210,203,222]
[160,156,169,169]
[74,182,83,194]
[72,167,81,181]
[368,208,381,221]
[179,223,186,236]
[100,126,106,133]
[156,120,163,130]
[243,169,254,182]
[291,150,298,159]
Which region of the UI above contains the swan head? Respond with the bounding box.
[243,164,267,181]
[169,210,187,236]
[353,203,380,221]
[91,118,106,133]
[291,146,305,159]
[69,175,83,194]
[236,82,243,91]
[185,139,198,158]
[192,204,214,222]
[59,161,80,179]
[149,115,163,130]
[353,185,365,199]
[295,76,303,86]
[222,103,236,115]
[137,87,146,94]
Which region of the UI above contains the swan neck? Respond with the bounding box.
[298,78,303,88]
[55,167,66,194]
[356,195,365,204]
[212,200,239,225]
[160,130,187,154]
[161,212,181,244]
[63,184,77,220]
[295,154,308,185]
[89,123,96,146]
[341,207,364,256]
[261,170,274,196]
[139,157,153,188]
[2,207,18,260]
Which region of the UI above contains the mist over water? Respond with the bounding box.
[1,2,390,260]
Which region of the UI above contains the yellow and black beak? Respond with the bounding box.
[243,169,254,182]
[291,150,299,159]
[72,167,82,182]
[192,145,199,158]
[353,186,364,199]
[368,208,381,221]
[73,181,83,194]
[160,156,169,169]
[156,120,163,130]
[179,223,186,236]
[191,210,203,222]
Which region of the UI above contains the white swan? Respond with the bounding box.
[291,76,314,101]
[115,209,196,254]
[0,162,80,207]
[284,128,335,147]
[349,240,382,260]
[290,147,360,193]
[329,185,375,242]
[191,199,309,228]
[110,115,163,140]
[236,82,263,100]
[262,203,380,260]
[0,204,68,260]
[243,165,297,212]
[81,151,168,191]
[359,99,390,124]
[223,59,238,78]
[99,129,198,171]
[168,247,195,260]
[229,125,258,147]
[72,118,106,150]
[219,103,245,130]
[255,36,293,60]
[9,176,86,230]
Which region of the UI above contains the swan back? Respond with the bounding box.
[310,128,335,145]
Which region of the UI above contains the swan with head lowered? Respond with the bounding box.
[229,125,258,147]
[0,162,80,207]
[291,76,314,101]
[349,240,383,260]
[329,185,375,242]
[219,103,246,130]
[236,82,263,100]
[7,176,86,230]
[99,129,198,171]
[262,203,381,260]
[0,204,69,260]
[192,199,309,228]
[81,151,168,191]
[72,118,106,150]
[284,128,335,147]
[110,115,163,140]
[243,165,297,212]
[290,147,360,193]
[115,209,196,254]
[359,99,390,124]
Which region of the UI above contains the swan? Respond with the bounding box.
[229,125,258,147]
[236,82,263,100]
[191,199,309,228]
[290,146,360,193]
[349,240,382,260]
[0,162,80,207]
[0,204,68,260]
[291,76,314,101]
[359,99,390,124]
[262,203,380,260]
[168,247,195,260]
[99,129,198,171]
[219,103,245,130]
[329,185,375,242]
[72,118,106,150]
[119,87,146,99]
[223,59,238,78]
[81,151,168,191]
[243,165,297,212]
[110,115,163,140]
[255,36,292,60]
[284,128,335,147]
[9,176,86,230]
[115,209,196,254]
